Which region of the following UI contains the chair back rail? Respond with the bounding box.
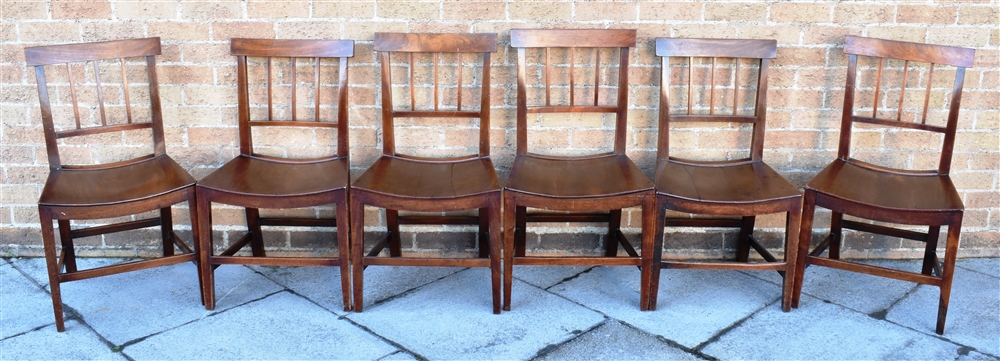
[838,36,975,175]
[231,39,353,159]
[25,37,166,170]
[374,32,496,158]
[511,29,636,155]
[656,38,777,162]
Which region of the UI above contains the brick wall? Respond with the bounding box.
[1,1,997,260]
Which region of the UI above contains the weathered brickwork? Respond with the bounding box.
[1,1,997,260]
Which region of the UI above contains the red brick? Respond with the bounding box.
[53,0,112,19]
[640,2,702,21]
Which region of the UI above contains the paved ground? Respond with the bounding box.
[1,257,997,360]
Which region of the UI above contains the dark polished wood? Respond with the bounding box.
[25,37,199,332]
[351,33,502,313]
[651,38,801,312]
[196,38,354,311]
[504,29,657,312]
[792,36,975,335]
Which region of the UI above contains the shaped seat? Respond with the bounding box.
[649,38,801,311]
[350,33,502,313]
[503,29,657,311]
[25,37,199,332]
[792,36,976,335]
[196,38,354,311]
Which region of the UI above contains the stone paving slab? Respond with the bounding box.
[536,320,699,361]
[0,320,125,360]
[257,265,462,314]
[512,265,590,289]
[124,291,399,360]
[957,258,1000,277]
[0,263,54,338]
[701,293,967,360]
[552,266,780,348]
[11,258,284,345]
[348,268,605,360]
[752,259,918,315]
[887,265,1000,356]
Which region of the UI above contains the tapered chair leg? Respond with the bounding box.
[196,197,216,310]
[936,216,962,335]
[792,191,817,309]
[336,197,352,312]
[40,210,66,332]
[639,197,656,312]
[502,192,517,311]
[488,196,503,314]
[351,200,367,312]
[648,199,667,311]
[782,205,801,312]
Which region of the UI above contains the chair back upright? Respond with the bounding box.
[374,33,497,159]
[655,38,777,163]
[511,29,636,156]
[837,35,975,175]
[231,38,354,161]
[26,37,167,170]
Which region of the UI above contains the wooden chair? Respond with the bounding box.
[792,36,976,335]
[25,37,199,332]
[196,39,354,310]
[503,29,657,311]
[650,38,801,311]
[351,33,502,313]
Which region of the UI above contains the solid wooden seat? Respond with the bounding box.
[39,155,195,207]
[352,157,499,199]
[198,157,349,204]
[503,29,657,312]
[792,36,976,335]
[654,160,799,211]
[196,38,354,311]
[805,159,963,215]
[507,154,653,198]
[650,38,801,312]
[351,33,502,313]
[25,37,199,332]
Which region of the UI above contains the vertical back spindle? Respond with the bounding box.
[266,57,273,121]
[409,53,416,110]
[922,63,935,125]
[687,57,693,115]
[314,57,321,122]
[873,57,884,117]
[93,61,107,126]
[709,57,716,115]
[433,53,439,111]
[593,48,600,106]
[545,48,551,106]
[120,58,133,124]
[67,63,81,129]
[456,52,463,111]
[896,60,909,121]
[733,58,740,116]
[291,57,297,121]
[569,47,575,106]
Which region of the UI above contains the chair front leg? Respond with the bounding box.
[336,196,352,312]
[351,200,367,312]
[488,195,502,314]
[40,209,66,332]
[792,190,817,309]
[196,196,216,310]
[936,214,962,335]
[502,193,517,311]
[782,204,802,313]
